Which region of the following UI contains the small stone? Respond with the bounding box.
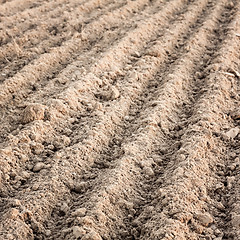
[27,164,33,171]
[32,162,45,172]
[6,234,14,240]
[81,230,102,240]
[81,216,94,226]
[215,201,225,211]
[124,116,130,121]
[225,127,239,139]
[21,171,31,179]
[232,215,240,228]
[72,208,87,217]
[45,164,51,169]
[214,228,221,235]
[10,199,21,207]
[195,71,204,79]
[227,176,235,188]
[8,208,20,219]
[72,226,86,239]
[32,183,40,191]
[229,163,237,171]
[195,213,213,226]
[62,136,71,146]
[178,154,186,161]
[60,203,69,215]
[230,152,237,158]
[45,230,51,237]
[218,171,225,176]
[74,182,88,193]
[132,51,141,57]
[33,143,44,155]
[143,166,154,176]
[215,183,224,190]
[132,219,140,227]
[111,86,120,99]
[47,145,55,150]
[227,1,234,8]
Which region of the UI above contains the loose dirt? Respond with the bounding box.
[0,0,240,239]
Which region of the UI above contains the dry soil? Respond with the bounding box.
[0,0,240,239]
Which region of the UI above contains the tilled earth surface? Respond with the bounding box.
[0,0,240,239]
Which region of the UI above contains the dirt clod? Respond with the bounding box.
[73,182,88,193]
[72,208,87,217]
[195,213,214,227]
[21,103,46,123]
[32,162,46,172]
[231,215,240,228]
[81,231,102,240]
[72,226,86,238]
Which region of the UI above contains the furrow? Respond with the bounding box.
[0,0,217,239]
[0,0,153,144]
[0,0,47,17]
[45,0,214,237]
[133,1,240,239]
[0,0,186,192]
[60,0,233,239]
[0,0,126,81]
[0,0,87,32]
[0,0,183,137]
[205,4,240,239]
[0,0,154,106]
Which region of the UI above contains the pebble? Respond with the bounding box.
[8,208,20,219]
[215,201,225,211]
[60,203,69,215]
[32,183,40,191]
[227,176,235,188]
[21,171,31,179]
[27,164,33,171]
[178,154,186,161]
[74,182,88,193]
[224,127,239,139]
[47,145,55,150]
[143,166,154,176]
[111,86,120,99]
[81,216,94,226]
[195,71,204,79]
[132,51,141,57]
[10,199,21,207]
[231,215,240,228]
[195,213,213,226]
[45,230,51,237]
[214,229,222,235]
[229,163,237,171]
[230,152,237,158]
[33,143,44,155]
[6,234,15,240]
[62,136,71,146]
[227,1,234,8]
[72,208,87,217]
[32,162,45,172]
[72,226,86,239]
[132,219,140,227]
[81,230,102,240]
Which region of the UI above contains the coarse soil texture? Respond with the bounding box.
[0,0,240,239]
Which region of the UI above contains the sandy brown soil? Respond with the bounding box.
[0,0,240,239]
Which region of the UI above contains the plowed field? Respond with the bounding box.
[1,0,240,239]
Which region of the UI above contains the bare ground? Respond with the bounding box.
[0,0,240,239]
